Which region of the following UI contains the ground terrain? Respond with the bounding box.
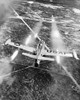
[0,0,80,100]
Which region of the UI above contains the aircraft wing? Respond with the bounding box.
[44,50,73,57]
[45,50,79,59]
[5,39,35,52]
[22,52,55,61]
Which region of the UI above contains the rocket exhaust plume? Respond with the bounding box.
[56,55,60,64]
[25,20,42,45]
[32,20,42,38]
[51,15,64,51]
[11,50,19,61]
[25,35,32,45]
[51,15,65,64]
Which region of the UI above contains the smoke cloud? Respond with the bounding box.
[0,0,22,25]
[0,0,23,84]
[0,58,12,84]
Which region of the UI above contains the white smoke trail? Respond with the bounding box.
[32,20,42,38]
[56,55,60,64]
[51,15,64,51]
[51,15,65,64]
[25,20,42,45]
[25,35,32,45]
[11,50,19,61]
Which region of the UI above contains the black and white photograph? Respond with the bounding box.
[0,0,80,100]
